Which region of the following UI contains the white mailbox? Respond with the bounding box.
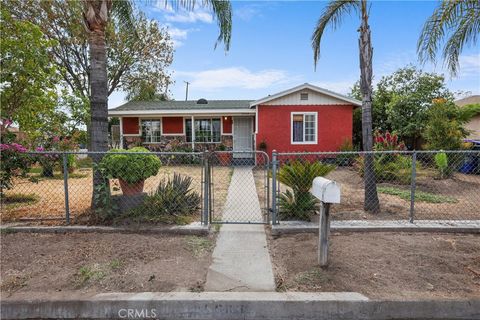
[311,177,341,204]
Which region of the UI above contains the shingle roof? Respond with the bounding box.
[110,100,253,112]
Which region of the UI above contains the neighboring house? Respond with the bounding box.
[455,95,480,140]
[108,83,361,156]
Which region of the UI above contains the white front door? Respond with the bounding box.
[233,117,253,158]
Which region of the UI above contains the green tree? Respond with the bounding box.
[312,0,380,213]
[418,0,480,76]
[380,66,453,148]
[81,0,232,209]
[0,7,60,136]
[424,100,468,150]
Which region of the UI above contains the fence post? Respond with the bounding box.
[318,202,331,267]
[203,151,210,226]
[62,153,70,225]
[409,151,417,223]
[271,150,278,225]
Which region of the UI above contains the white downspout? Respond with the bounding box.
[119,117,124,149]
[191,115,195,150]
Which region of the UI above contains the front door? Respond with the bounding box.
[233,117,253,159]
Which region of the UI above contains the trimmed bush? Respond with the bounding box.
[100,147,161,184]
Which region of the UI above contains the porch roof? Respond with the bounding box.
[109,100,254,116]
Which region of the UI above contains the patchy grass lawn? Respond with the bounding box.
[1,165,233,224]
[377,186,458,203]
[1,193,40,209]
[1,232,215,297]
[269,232,480,299]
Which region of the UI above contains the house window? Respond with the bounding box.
[291,112,317,144]
[185,118,221,143]
[141,119,162,143]
[300,92,309,100]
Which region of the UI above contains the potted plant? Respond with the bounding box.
[215,144,232,165]
[101,147,161,196]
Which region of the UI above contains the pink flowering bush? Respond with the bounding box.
[0,142,34,194]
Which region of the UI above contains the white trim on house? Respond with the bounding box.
[109,109,255,116]
[250,83,362,107]
[290,112,318,145]
[119,117,124,149]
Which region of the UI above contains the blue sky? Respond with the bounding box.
[109,0,480,107]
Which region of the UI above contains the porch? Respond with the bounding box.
[118,115,256,154]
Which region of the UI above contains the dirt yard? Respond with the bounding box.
[268,232,480,299]
[0,232,215,297]
[1,165,233,224]
[265,167,480,221]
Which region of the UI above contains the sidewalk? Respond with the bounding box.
[205,167,275,292]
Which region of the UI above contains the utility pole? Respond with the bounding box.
[184,81,190,101]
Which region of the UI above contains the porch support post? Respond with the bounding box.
[191,115,195,150]
[119,117,124,149]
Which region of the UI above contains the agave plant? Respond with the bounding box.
[277,160,335,220]
[142,173,201,217]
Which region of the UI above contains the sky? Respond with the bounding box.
[109,0,480,108]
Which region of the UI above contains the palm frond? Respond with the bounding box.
[312,0,360,69]
[111,0,137,35]
[417,0,480,76]
[164,0,232,51]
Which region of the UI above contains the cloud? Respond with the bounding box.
[154,1,213,24]
[458,53,480,77]
[175,67,293,90]
[313,80,357,95]
[235,5,262,21]
[164,24,197,48]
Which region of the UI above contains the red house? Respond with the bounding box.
[108,83,360,156]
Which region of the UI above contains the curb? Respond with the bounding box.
[271,220,480,236]
[1,292,479,320]
[0,224,210,236]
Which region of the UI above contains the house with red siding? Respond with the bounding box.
[108,83,361,156]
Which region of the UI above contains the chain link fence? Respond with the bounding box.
[2,150,479,225]
[271,150,480,223]
[1,151,209,225]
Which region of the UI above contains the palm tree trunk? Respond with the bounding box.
[88,27,109,208]
[358,1,380,213]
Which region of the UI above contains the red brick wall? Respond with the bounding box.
[122,117,139,134]
[222,116,232,134]
[162,117,184,134]
[256,104,354,156]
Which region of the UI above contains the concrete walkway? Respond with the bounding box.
[205,167,276,292]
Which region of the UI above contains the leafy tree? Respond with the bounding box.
[80,0,232,209]
[9,0,174,101]
[0,7,60,136]
[312,0,380,213]
[424,100,468,150]
[418,0,480,75]
[126,80,169,101]
[380,66,453,148]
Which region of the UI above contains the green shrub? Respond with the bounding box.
[133,173,201,222]
[277,161,336,220]
[356,154,416,184]
[434,152,451,179]
[100,147,161,184]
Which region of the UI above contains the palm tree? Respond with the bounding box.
[82,0,232,208]
[418,0,480,76]
[312,0,380,213]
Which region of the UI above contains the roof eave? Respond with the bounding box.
[249,83,362,107]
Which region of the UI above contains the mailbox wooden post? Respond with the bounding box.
[311,177,341,267]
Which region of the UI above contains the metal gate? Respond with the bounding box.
[206,151,270,224]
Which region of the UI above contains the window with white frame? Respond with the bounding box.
[141,119,161,143]
[291,112,317,144]
[185,118,221,143]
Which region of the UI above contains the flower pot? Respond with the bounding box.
[119,179,145,196]
[217,152,232,166]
